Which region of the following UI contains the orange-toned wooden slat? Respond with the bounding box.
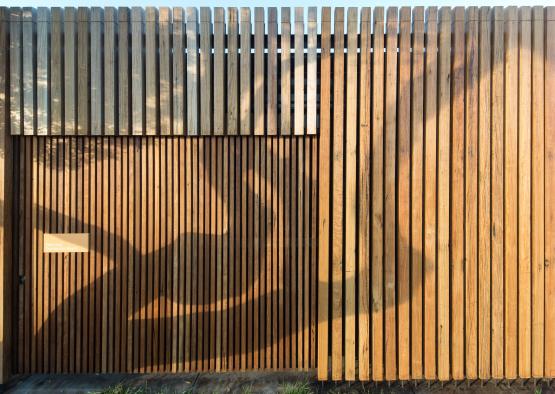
[104,8,117,136]
[478,6,491,379]
[531,5,545,378]
[200,7,212,136]
[114,138,122,370]
[503,6,518,379]
[240,8,251,135]
[294,8,304,135]
[397,7,410,380]
[344,6,357,381]
[437,7,450,381]
[545,5,555,377]
[451,6,465,380]
[410,6,424,380]
[197,138,205,370]
[303,138,310,369]
[37,7,49,136]
[240,138,248,369]
[384,6,398,381]
[247,138,254,369]
[91,8,103,136]
[51,8,63,135]
[465,6,479,380]
[357,6,371,382]
[172,8,185,135]
[102,138,110,372]
[213,8,225,135]
[118,8,130,136]
[42,139,51,371]
[159,8,172,135]
[131,7,144,135]
[227,8,238,135]
[210,137,217,370]
[254,8,264,135]
[331,7,344,381]
[267,8,278,136]
[253,137,260,367]
[62,139,70,371]
[371,6,385,382]
[518,6,532,378]
[280,8,291,135]
[291,137,298,369]
[221,137,228,370]
[9,7,22,135]
[491,7,504,379]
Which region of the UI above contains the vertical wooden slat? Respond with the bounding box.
[465,6,479,380]
[491,7,504,379]
[306,8,317,135]
[172,7,184,135]
[200,7,212,135]
[397,7,410,380]
[0,6,13,382]
[357,6,371,382]
[531,5,544,378]
[104,8,117,135]
[280,8,291,135]
[317,6,331,381]
[186,8,198,135]
[518,6,532,378]
[64,8,77,135]
[437,7,451,381]
[410,6,424,380]
[384,6,398,381]
[22,8,35,136]
[331,7,344,381]
[267,8,278,135]
[118,8,130,136]
[9,8,22,136]
[451,6,465,380]
[344,6,357,381]
[545,6,555,377]
[145,7,158,136]
[227,8,238,135]
[254,8,264,135]
[131,7,144,135]
[37,7,49,136]
[213,8,225,135]
[478,6,492,379]
[294,8,304,135]
[503,6,518,380]
[91,7,103,135]
[50,8,62,135]
[159,7,172,135]
[240,8,251,135]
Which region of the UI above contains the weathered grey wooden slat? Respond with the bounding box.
[306,7,317,135]
[213,7,225,135]
[91,7,103,135]
[254,7,264,135]
[50,8,63,135]
[240,7,251,135]
[172,7,184,135]
[37,7,49,135]
[9,7,22,135]
[280,7,291,135]
[200,7,212,135]
[145,6,158,135]
[118,7,130,136]
[227,7,238,135]
[294,7,304,135]
[77,7,89,135]
[186,7,198,135]
[64,7,77,135]
[159,7,172,135]
[104,7,117,135]
[266,7,278,135]
[131,7,144,135]
[22,8,35,135]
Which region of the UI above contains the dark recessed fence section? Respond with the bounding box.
[1,5,555,384]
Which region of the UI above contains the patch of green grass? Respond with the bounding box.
[280,380,313,394]
[91,385,145,394]
[240,384,254,394]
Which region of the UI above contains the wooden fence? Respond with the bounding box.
[0,5,555,383]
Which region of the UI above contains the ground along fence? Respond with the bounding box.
[0,5,554,384]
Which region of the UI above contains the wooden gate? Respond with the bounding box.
[1,5,555,383]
